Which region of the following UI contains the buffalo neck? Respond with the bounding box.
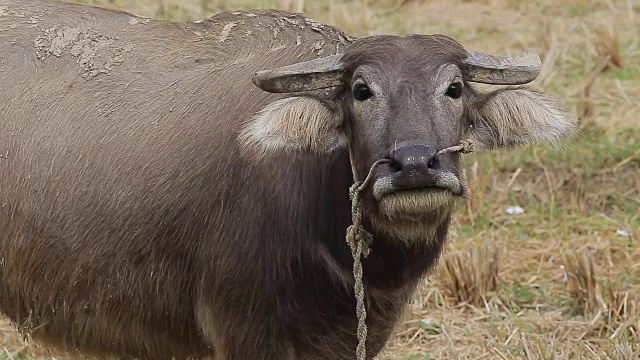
[253,149,449,293]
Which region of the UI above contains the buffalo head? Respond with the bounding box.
[244,34,575,242]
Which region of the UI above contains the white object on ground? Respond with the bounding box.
[506,205,525,215]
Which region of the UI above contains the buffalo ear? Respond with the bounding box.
[238,96,347,158]
[469,87,577,149]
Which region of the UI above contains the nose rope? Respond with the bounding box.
[346,139,474,360]
[436,139,476,156]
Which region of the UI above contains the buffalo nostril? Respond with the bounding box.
[388,160,402,172]
[427,157,439,169]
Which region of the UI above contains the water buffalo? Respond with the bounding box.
[0,0,576,359]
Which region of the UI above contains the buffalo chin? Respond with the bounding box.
[370,189,462,245]
[379,189,460,218]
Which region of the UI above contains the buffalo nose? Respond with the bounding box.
[388,144,439,172]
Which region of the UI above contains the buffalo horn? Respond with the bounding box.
[462,48,542,85]
[252,54,344,93]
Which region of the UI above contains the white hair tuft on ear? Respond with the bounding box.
[238,97,347,159]
[471,87,577,149]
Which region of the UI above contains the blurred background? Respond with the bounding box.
[1,0,639,359]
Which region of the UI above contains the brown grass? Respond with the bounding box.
[594,23,624,70]
[1,0,640,359]
[436,244,501,308]
[563,249,604,316]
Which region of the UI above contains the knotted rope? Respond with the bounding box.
[346,139,475,360]
[346,159,390,360]
[436,138,475,156]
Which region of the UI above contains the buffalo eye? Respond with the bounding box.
[445,82,463,99]
[352,82,373,101]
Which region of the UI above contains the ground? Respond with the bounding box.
[1,0,639,359]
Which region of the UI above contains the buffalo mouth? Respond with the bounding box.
[370,166,465,218]
[372,168,464,201]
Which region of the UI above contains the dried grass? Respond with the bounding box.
[436,244,501,308]
[563,249,605,316]
[575,20,625,120]
[594,23,623,70]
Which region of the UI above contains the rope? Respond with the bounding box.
[346,159,389,360]
[437,139,476,156]
[346,140,475,360]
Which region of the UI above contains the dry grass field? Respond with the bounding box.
[1,0,639,359]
